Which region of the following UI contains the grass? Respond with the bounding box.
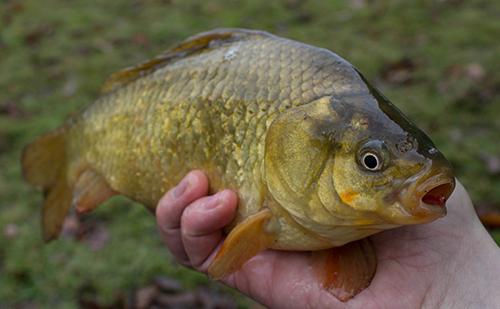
[1,0,499,307]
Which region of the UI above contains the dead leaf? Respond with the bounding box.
[60,212,81,239]
[135,285,158,309]
[78,284,125,309]
[1,1,24,25]
[196,287,238,309]
[440,63,497,110]
[82,222,109,251]
[153,276,182,293]
[61,213,110,250]
[350,0,367,9]
[132,33,150,47]
[0,101,27,118]
[3,223,18,239]
[463,63,486,81]
[479,153,500,175]
[154,291,198,308]
[475,203,500,229]
[380,58,417,85]
[24,24,53,46]
[448,128,463,143]
[61,75,79,97]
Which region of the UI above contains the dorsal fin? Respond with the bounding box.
[101,28,270,94]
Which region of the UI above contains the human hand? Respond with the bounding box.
[156,170,500,308]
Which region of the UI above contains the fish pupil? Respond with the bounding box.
[363,153,379,170]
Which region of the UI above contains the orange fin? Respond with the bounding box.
[101,29,268,94]
[312,238,377,302]
[21,127,72,241]
[208,209,277,279]
[73,169,116,214]
[41,174,72,242]
[22,129,117,241]
[21,128,66,188]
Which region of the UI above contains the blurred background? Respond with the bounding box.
[1,0,499,307]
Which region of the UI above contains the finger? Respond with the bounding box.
[156,170,209,265]
[181,189,238,270]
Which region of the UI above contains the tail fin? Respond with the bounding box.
[21,128,72,241]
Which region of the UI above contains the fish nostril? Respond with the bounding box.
[422,183,454,207]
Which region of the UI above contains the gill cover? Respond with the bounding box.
[265,96,345,227]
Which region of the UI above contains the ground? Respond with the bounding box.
[1,0,499,307]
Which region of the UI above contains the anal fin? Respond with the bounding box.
[312,238,377,302]
[208,209,277,279]
[73,169,116,214]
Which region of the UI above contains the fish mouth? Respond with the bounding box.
[388,162,455,224]
[413,173,455,219]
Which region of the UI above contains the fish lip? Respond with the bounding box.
[396,165,455,223]
[406,169,455,221]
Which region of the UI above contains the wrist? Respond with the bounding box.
[432,228,500,308]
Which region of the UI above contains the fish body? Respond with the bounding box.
[22,29,455,300]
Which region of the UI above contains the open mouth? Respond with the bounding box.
[422,182,454,207]
[413,172,456,219]
[390,166,456,224]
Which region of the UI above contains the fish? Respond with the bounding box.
[21,28,455,301]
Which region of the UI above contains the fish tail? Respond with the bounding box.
[21,127,72,241]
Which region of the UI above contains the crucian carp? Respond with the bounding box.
[21,28,455,301]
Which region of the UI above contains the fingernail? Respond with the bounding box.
[173,175,190,198]
[203,191,226,210]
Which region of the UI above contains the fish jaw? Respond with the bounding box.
[384,161,456,224]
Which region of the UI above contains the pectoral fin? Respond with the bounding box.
[312,238,377,302]
[208,209,277,279]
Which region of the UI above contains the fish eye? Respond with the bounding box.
[361,152,382,171]
[357,140,388,172]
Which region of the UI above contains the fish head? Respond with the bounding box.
[265,80,454,245]
[330,84,455,226]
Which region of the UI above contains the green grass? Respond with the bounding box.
[1,0,499,307]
